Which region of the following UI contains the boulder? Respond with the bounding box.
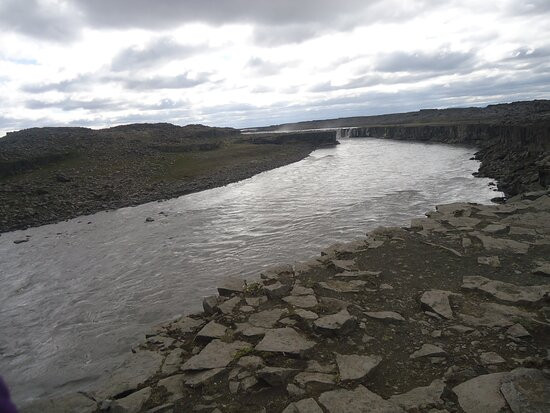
[157,375,184,402]
[217,278,246,296]
[264,281,292,299]
[459,302,536,328]
[170,316,204,334]
[473,234,529,254]
[182,368,225,387]
[283,294,318,308]
[218,296,241,314]
[161,348,184,375]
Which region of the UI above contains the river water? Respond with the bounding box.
[0,138,500,404]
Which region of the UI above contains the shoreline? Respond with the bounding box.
[20,188,550,413]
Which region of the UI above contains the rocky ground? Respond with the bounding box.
[0,124,337,233]
[21,190,550,413]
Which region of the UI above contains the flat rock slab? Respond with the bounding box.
[235,323,267,338]
[182,368,225,387]
[161,348,184,375]
[182,340,251,370]
[500,369,550,413]
[282,398,324,413]
[477,256,501,267]
[283,295,318,308]
[459,302,536,328]
[453,368,548,413]
[20,393,97,413]
[217,277,246,296]
[314,309,357,335]
[257,366,298,386]
[264,281,293,299]
[365,311,405,322]
[248,308,287,328]
[93,350,164,400]
[462,276,550,304]
[480,352,505,365]
[319,385,405,413]
[294,372,336,387]
[110,386,151,413]
[170,316,204,333]
[336,353,382,381]
[420,290,455,319]
[255,327,315,355]
[291,285,315,296]
[318,279,368,293]
[331,259,357,272]
[506,323,530,338]
[295,309,319,320]
[157,375,184,402]
[474,234,529,254]
[196,321,227,340]
[389,379,445,411]
[218,296,241,314]
[410,344,446,359]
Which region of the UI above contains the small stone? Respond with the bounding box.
[291,285,315,296]
[145,217,154,222]
[480,352,506,365]
[506,323,530,338]
[229,381,239,393]
[410,344,446,359]
[365,311,405,322]
[380,283,393,290]
[478,256,501,267]
[240,375,258,391]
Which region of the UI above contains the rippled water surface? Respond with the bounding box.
[0,139,500,403]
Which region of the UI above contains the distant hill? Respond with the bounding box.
[246,100,550,131]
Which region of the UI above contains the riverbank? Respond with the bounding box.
[0,125,337,233]
[21,189,550,413]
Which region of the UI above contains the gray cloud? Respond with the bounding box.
[25,98,121,112]
[0,0,79,41]
[21,74,94,93]
[376,50,476,73]
[111,37,204,71]
[121,73,209,90]
[246,57,288,76]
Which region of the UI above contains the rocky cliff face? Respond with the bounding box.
[344,123,550,197]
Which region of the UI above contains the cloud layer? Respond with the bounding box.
[0,0,549,134]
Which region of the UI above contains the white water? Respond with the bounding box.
[0,138,500,404]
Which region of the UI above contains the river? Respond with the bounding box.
[0,138,501,404]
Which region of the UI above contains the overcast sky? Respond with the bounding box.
[1,0,549,135]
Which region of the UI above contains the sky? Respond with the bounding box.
[0,0,549,135]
